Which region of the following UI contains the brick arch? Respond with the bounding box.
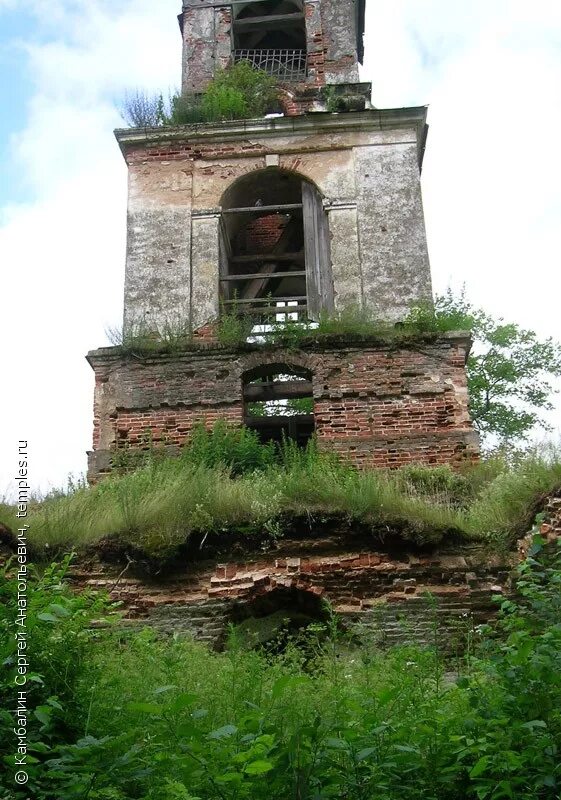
[219,164,324,209]
[230,580,326,622]
[242,359,312,383]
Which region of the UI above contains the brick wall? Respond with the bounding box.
[115,406,243,449]
[241,213,290,254]
[87,334,479,478]
[70,537,514,649]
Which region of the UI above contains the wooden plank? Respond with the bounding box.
[234,12,304,28]
[220,270,306,282]
[317,186,334,315]
[218,217,231,300]
[244,380,313,401]
[223,295,307,305]
[241,217,300,299]
[241,262,277,300]
[302,182,334,320]
[230,252,304,264]
[237,304,308,316]
[302,182,320,320]
[244,415,315,427]
[222,203,303,214]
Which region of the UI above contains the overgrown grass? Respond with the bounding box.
[105,301,471,357]
[0,502,17,540]
[8,426,560,565]
[2,546,561,798]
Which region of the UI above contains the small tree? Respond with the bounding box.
[120,90,168,128]
[431,291,561,444]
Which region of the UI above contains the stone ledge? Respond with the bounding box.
[86,330,473,366]
[114,106,428,154]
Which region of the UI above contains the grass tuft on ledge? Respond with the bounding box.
[3,427,560,567]
[105,302,471,358]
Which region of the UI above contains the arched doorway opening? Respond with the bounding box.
[243,363,314,447]
[219,168,333,328]
[231,586,327,652]
[232,0,307,81]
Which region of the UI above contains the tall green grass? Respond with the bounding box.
[3,544,561,799]
[13,432,560,564]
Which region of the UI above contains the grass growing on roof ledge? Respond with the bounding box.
[3,426,560,568]
[105,303,471,358]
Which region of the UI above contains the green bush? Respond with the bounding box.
[184,421,277,476]
[122,63,277,128]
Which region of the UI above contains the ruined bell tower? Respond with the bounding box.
[86,0,478,480]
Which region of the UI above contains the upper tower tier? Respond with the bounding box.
[179,0,366,94]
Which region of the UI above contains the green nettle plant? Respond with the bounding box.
[1,542,560,798]
[0,557,117,800]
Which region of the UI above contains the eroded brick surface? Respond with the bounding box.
[70,539,514,648]
[87,334,479,478]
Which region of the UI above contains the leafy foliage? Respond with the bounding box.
[407,291,561,444]
[185,422,277,475]
[2,544,561,798]
[0,557,117,799]
[120,64,277,128]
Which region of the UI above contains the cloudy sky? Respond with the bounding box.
[1,0,560,495]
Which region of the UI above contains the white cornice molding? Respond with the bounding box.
[115,107,428,152]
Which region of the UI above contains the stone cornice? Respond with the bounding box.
[86,330,471,369]
[114,106,429,165]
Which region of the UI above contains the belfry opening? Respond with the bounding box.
[232,0,307,81]
[219,168,333,326]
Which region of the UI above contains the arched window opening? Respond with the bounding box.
[231,586,328,653]
[243,363,314,447]
[232,0,307,81]
[219,169,333,331]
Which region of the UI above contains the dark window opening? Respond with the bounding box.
[232,0,307,81]
[243,363,314,447]
[219,168,333,329]
[231,586,328,654]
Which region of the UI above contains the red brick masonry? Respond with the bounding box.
[87,333,479,479]
[70,537,514,648]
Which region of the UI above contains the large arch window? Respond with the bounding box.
[219,168,333,325]
[232,0,307,81]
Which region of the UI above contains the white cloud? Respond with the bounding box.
[2,0,561,494]
[1,0,181,496]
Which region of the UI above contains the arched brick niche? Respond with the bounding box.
[70,537,515,650]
